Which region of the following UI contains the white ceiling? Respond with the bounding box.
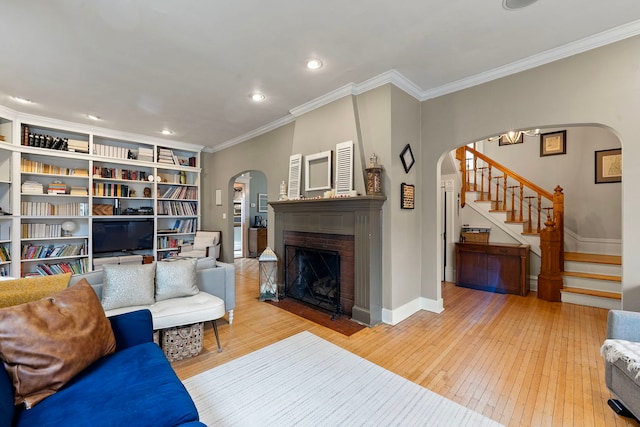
[2,1,640,151]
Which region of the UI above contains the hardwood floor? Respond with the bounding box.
[173,258,638,427]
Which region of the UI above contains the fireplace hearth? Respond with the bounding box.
[284,246,341,318]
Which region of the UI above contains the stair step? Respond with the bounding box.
[504,219,525,224]
[521,231,539,236]
[489,209,510,213]
[561,286,621,300]
[564,252,621,265]
[562,271,621,282]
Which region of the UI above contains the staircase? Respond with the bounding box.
[456,146,622,310]
[560,252,622,310]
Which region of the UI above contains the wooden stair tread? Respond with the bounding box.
[564,251,621,265]
[561,287,621,300]
[562,271,621,282]
[489,209,510,213]
[504,220,525,224]
[521,231,539,236]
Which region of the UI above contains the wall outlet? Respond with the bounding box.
[222,213,227,219]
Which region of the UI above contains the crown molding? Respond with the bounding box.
[421,19,640,100]
[289,83,357,117]
[205,114,296,153]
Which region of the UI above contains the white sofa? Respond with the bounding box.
[69,259,236,353]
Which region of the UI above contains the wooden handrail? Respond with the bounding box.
[464,146,553,200]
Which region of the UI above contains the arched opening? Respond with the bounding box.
[228,170,268,259]
[438,124,622,305]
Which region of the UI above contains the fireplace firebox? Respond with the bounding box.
[284,245,341,318]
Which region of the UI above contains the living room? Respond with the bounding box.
[2,2,640,426]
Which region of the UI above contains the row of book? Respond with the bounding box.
[21,243,86,260]
[67,139,89,153]
[22,126,71,151]
[92,166,149,181]
[159,186,197,200]
[21,158,89,176]
[0,245,11,262]
[92,183,132,197]
[157,201,198,216]
[29,258,90,276]
[94,143,134,160]
[171,219,197,233]
[22,223,63,238]
[21,201,90,216]
[157,236,190,249]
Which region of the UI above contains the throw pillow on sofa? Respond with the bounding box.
[0,273,72,308]
[102,263,156,310]
[155,258,199,301]
[0,279,116,409]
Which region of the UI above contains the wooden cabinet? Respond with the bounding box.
[455,242,530,296]
[248,227,267,258]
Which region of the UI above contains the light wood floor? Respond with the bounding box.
[173,258,638,427]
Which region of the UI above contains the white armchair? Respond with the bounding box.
[178,231,221,259]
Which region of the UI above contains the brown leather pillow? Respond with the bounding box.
[0,279,116,408]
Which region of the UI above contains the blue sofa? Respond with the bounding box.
[0,310,205,427]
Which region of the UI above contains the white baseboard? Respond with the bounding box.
[382,297,444,325]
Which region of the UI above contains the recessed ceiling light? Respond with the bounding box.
[306,58,323,70]
[250,93,266,102]
[12,96,33,104]
[87,114,101,121]
[161,129,173,136]
[502,0,538,10]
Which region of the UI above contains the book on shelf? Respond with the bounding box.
[70,186,89,196]
[21,181,44,194]
[66,139,89,153]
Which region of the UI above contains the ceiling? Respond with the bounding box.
[2,1,640,151]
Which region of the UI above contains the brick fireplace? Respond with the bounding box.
[270,196,385,326]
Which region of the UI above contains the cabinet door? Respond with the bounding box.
[487,254,521,294]
[456,249,487,289]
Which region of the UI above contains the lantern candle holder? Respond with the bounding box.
[365,153,384,196]
[259,247,279,302]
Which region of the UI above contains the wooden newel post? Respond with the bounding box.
[456,146,467,207]
[538,216,563,301]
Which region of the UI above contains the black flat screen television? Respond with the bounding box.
[92,219,154,254]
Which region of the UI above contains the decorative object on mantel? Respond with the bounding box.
[278,181,288,201]
[400,144,415,173]
[287,154,302,200]
[540,130,566,157]
[401,183,415,209]
[365,153,384,196]
[258,247,278,302]
[305,150,332,191]
[334,141,354,196]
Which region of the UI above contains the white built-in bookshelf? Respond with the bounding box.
[0,105,202,277]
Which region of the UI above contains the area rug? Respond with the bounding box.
[183,331,503,427]
[266,298,366,336]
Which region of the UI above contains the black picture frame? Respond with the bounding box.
[540,130,567,157]
[401,183,415,209]
[400,144,415,173]
[595,148,622,184]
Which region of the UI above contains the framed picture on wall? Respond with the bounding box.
[595,148,622,184]
[540,130,566,157]
[401,183,415,209]
[258,193,268,212]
